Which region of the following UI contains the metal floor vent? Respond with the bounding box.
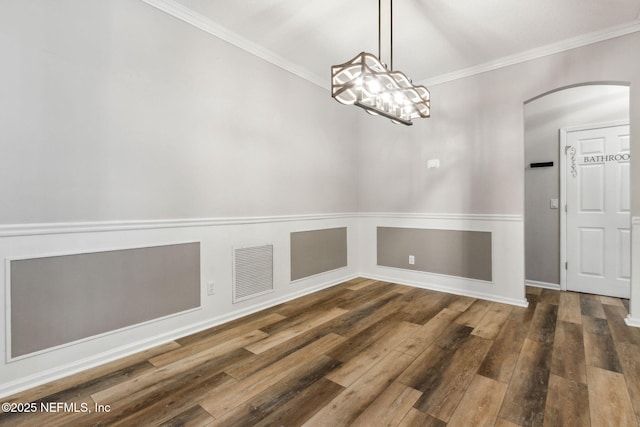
[233,244,274,303]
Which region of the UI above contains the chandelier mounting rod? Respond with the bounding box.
[378,0,393,70]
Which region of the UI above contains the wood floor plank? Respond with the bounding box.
[477,312,530,383]
[528,302,558,344]
[328,293,408,339]
[499,338,553,427]
[581,294,607,318]
[252,378,344,427]
[350,382,422,427]
[599,295,626,308]
[326,321,418,387]
[396,308,461,357]
[2,341,180,405]
[526,286,543,296]
[472,302,513,340]
[303,350,415,427]
[345,278,378,290]
[551,320,587,384]
[199,333,345,419]
[587,365,636,427]
[543,374,590,427]
[149,313,286,367]
[538,288,561,306]
[558,291,582,324]
[2,280,639,427]
[583,316,623,373]
[223,327,340,381]
[337,281,400,311]
[398,408,447,427]
[96,370,235,426]
[446,295,477,313]
[495,418,521,427]
[414,335,493,422]
[401,291,457,325]
[397,408,446,427]
[614,341,640,424]
[454,299,492,328]
[447,374,508,427]
[159,405,215,427]
[397,322,473,391]
[92,330,266,404]
[211,355,341,427]
[603,304,640,346]
[244,307,348,354]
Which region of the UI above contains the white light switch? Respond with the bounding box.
[427,159,440,169]
[550,198,559,209]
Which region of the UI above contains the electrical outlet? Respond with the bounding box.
[207,281,215,296]
[409,255,415,265]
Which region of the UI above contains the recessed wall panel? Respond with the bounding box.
[377,227,492,281]
[290,227,347,281]
[10,243,200,358]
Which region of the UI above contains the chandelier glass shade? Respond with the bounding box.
[331,52,430,126]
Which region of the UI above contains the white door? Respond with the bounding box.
[565,123,630,298]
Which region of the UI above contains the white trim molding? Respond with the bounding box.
[140,0,640,90]
[0,213,359,238]
[525,280,561,291]
[365,273,528,307]
[625,316,640,328]
[420,20,640,86]
[359,212,523,222]
[140,0,327,89]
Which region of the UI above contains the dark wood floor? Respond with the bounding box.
[2,278,640,426]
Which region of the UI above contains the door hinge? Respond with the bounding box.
[565,204,567,213]
[565,261,568,270]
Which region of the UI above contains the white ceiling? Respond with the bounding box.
[147,0,640,87]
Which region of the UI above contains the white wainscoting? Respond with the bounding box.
[0,214,359,398]
[0,211,537,397]
[358,213,528,307]
[625,216,640,327]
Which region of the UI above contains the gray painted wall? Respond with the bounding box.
[524,85,629,285]
[10,243,200,358]
[356,33,640,218]
[377,227,492,281]
[290,227,348,281]
[0,0,359,224]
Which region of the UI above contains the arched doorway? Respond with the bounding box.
[524,83,631,298]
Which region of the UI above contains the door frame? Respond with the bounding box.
[559,120,630,292]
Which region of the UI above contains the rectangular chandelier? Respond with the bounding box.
[331,52,430,126]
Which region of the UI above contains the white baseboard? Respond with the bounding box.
[525,280,561,290]
[0,273,357,399]
[361,273,529,307]
[625,316,640,328]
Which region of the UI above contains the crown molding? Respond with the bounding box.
[144,1,639,89]
[420,19,640,87]
[140,0,328,89]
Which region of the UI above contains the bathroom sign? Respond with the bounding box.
[582,153,630,163]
